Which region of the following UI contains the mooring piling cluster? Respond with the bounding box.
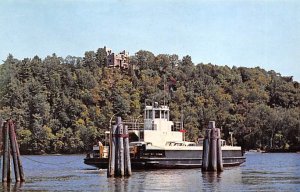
[202,121,223,172]
[107,117,132,177]
[1,119,25,182]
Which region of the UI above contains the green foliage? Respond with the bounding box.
[0,49,299,154]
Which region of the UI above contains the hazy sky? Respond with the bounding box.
[1,0,299,81]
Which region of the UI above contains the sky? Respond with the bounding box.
[0,0,299,81]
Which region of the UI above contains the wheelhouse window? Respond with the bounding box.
[155,110,160,118]
[145,108,169,120]
[145,110,153,119]
[164,110,169,120]
[158,110,169,120]
[161,110,165,119]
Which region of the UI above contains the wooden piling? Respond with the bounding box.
[208,121,215,129]
[7,143,11,183]
[107,117,132,177]
[117,121,124,176]
[216,128,223,172]
[123,125,132,176]
[208,128,217,172]
[8,121,20,182]
[15,136,25,182]
[201,128,211,172]
[0,119,3,171]
[108,117,132,178]
[1,120,25,182]
[107,125,117,177]
[202,121,223,172]
[2,122,9,182]
[10,121,25,181]
[0,119,3,156]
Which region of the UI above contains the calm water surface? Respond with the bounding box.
[1,153,299,191]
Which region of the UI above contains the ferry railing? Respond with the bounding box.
[122,121,144,131]
[113,120,182,132]
[114,119,183,131]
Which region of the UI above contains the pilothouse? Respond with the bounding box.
[142,102,183,147]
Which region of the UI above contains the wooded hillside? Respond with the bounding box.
[0,48,299,154]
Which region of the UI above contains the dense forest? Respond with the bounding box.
[0,47,299,154]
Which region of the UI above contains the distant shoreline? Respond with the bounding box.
[247,148,300,153]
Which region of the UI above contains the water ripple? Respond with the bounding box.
[1,153,299,191]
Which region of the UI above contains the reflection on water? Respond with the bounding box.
[0,153,299,191]
[2,182,24,192]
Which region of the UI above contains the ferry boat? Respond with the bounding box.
[84,102,245,169]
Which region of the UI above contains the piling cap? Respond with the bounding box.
[116,116,122,125]
[208,121,215,129]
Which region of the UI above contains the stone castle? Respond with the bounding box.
[104,46,129,69]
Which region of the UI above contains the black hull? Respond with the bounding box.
[84,156,245,169]
[85,148,245,169]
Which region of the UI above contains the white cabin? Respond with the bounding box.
[141,103,183,147]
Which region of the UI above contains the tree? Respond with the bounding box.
[0,48,299,154]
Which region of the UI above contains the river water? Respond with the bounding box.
[0,153,299,191]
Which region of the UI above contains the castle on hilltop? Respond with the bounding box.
[104,46,129,69]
